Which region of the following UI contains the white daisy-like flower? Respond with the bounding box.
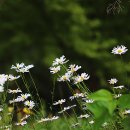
[53,99,66,105]
[9,99,16,104]
[15,121,27,126]
[24,100,35,109]
[68,64,81,73]
[17,93,31,102]
[38,118,50,123]
[0,86,4,92]
[8,88,22,94]
[20,115,30,121]
[84,99,94,103]
[123,110,130,114]
[19,65,34,73]
[38,116,59,123]
[112,45,128,55]
[78,114,90,119]
[69,93,85,100]
[114,94,122,98]
[102,122,108,127]
[71,123,80,128]
[25,64,34,70]
[51,116,59,120]
[58,105,76,114]
[52,55,68,66]
[11,63,34,73]
[57,72,71,82]
[9,98,22,104]
[113,85,124,89]
[0,74,8,86]
[74,73,90,84]
[49,66,60,74]
[0,107,3,112]
[89,120,94,124]
[11,63,25,70]
[7,75,20,81]
[108,78,118,84]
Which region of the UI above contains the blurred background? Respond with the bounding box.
[0,0,130,110]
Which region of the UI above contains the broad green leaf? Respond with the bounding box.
[88,89,113,101]
[118,94,130,109]
[87,89,117,129]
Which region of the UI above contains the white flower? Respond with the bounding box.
[112,45,128,55]
[19,64,34,73]
[9,99,16,104]
[11,63,34,73]
[89,120,94,124]
[0,74,8,86]
[38,118,50,123]
[71,123,80,128]
[11,63,25,70]
[113,85,124,89]
[25,65,34,70]
[58,105,76,114]
[17,93,31,102]
[38,116,59,123]
[24,100,35,109]
[78,114,90,119]
[108,78,118,84]
[69,93,85,100]
[114,94,122,98]
[51,116,59,120]
[123,110,130,114]
[84,99,94,103]
[8,88,22,94]
[0,107,3,112]
[68,64,81,73]
[102,122,108,127]
[7,75,20,81]
[57,72,71,82]
[53,99,66,105]
[52,55,68,66]
[49,66,60,74]
[0,86,4,92]
[9,98,21,104]
[20,115,30,121]
[74,73,90,84]
[15,121,27,126]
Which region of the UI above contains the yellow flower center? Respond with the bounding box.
[63,76,67,80]
[118,49,122,53]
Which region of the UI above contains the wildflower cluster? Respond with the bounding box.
[48,55,94,128]
[0,63,35,128]
[0,74,20,92]
[49,55,90,85]
[0,45,130,130]
[45,45,130,129]
[11,63,34,73]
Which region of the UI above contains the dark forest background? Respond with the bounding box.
[0,0,130,109]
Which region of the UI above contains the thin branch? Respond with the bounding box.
[107,0,123,14]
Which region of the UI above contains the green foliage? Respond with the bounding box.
[118,94,130,109]
[122,116,130,130]
[87,89,117,129]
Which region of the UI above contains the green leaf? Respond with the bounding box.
[88,89,113,101]
[118,94,130,109]
[87,89,117,129]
